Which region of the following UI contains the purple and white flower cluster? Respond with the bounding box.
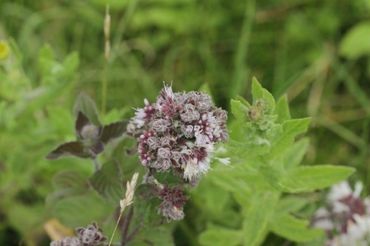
[50,223,106,246]
[127,85,228,183]
[312,181,370,246]
[127,85,228,221]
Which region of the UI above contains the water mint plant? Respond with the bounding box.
[44,79,356,246]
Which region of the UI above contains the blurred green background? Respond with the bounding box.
[1,0,370,245]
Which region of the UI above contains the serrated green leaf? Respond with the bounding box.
[235,95,251,107]
[242,192,279,246]
[283,138,309,169]
[280,165,355,193]
[276,196,308,213]
[276,95,291,122]
[89,161,123,203]
[339,21,370,59]
[270,118,310,157]
[251,77,275,111]
[74,92,100,125]
[53,170,88,190]
[46,171,89,205]
[129,224,174,246]
[271,214,323,242]
[52,191,113,228]
[199,225,243,246]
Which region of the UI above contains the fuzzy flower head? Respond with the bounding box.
[127,85,228,182]
[312,181,370,246]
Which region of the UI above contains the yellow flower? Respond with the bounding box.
[0,40,10,60]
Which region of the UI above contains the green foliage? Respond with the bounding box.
[195,79,354,246]
[1,0,369,245]
[340,22,370,59]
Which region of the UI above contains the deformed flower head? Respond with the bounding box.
[127,85,228,182]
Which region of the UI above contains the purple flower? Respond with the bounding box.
[127,85,228,182]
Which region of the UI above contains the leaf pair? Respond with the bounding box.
[47,94,127,160]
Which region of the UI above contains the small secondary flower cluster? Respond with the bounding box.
[158,186,187,221]
[312,182,370,246]
[127,85,228,221]
[127,85,228,183]
[50,223,106,246]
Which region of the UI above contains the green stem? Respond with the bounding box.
[93,158,101,171]
[230,0,256,98]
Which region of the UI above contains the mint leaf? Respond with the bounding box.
[242,192,279,246]
[271,214,324,242]
[199,225,243,246]
[280,165,355,193]
[275,95,291,122]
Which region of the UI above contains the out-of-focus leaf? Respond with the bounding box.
[340,22,370,59]
[280,165,355,193]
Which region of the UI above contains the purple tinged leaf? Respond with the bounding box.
[75,111,90,138]
[73,92,101,126]
[100,121,127,144]
[89,141,104,157]
[46,141,89,159]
